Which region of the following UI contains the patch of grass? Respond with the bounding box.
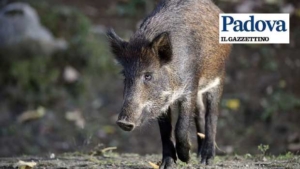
[244,153,253,159]
[258,144,269,156]
[276,152,295,160]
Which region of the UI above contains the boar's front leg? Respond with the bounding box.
[201,86,222,165]
[175,97,195,163]
[158,108,177,169]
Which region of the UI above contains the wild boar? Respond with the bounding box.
[107,0,231,168]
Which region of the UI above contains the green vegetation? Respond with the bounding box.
[0,1,117,108]
[261,91,300,120]
[258,144,270,156]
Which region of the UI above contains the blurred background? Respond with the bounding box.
[0,0,299,157]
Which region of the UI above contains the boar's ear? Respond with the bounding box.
[151,32,172,65]
[107,28,128,58]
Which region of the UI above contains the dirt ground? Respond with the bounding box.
[0,153,299,169]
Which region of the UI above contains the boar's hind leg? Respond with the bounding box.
[158,108,177,169]
[201,86,222,165]
[175,97,195,163]
[194,92,206,157]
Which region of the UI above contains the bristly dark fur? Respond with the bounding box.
[106,28,128,57]
[107,0,232,168]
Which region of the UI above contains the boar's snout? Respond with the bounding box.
[116,100,140,131]
[116,119,135,131]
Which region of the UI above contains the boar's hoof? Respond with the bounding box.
[200,142,215,165]
[176,143,190,163]
[116,120,135,131]
[159,157,176,169]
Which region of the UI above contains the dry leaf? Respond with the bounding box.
[148,161,159,169]
[65,110,85,129]
[91,146,117,156]
[14,160,37,169]
[197,133,205,139]
[226,99,240,111]
[17,107,46,123]
[101,147,117,153]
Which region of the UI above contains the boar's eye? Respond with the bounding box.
[144,73,152,81]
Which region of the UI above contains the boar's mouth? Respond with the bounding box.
[116,120,135,131]
[116,108,148,131]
